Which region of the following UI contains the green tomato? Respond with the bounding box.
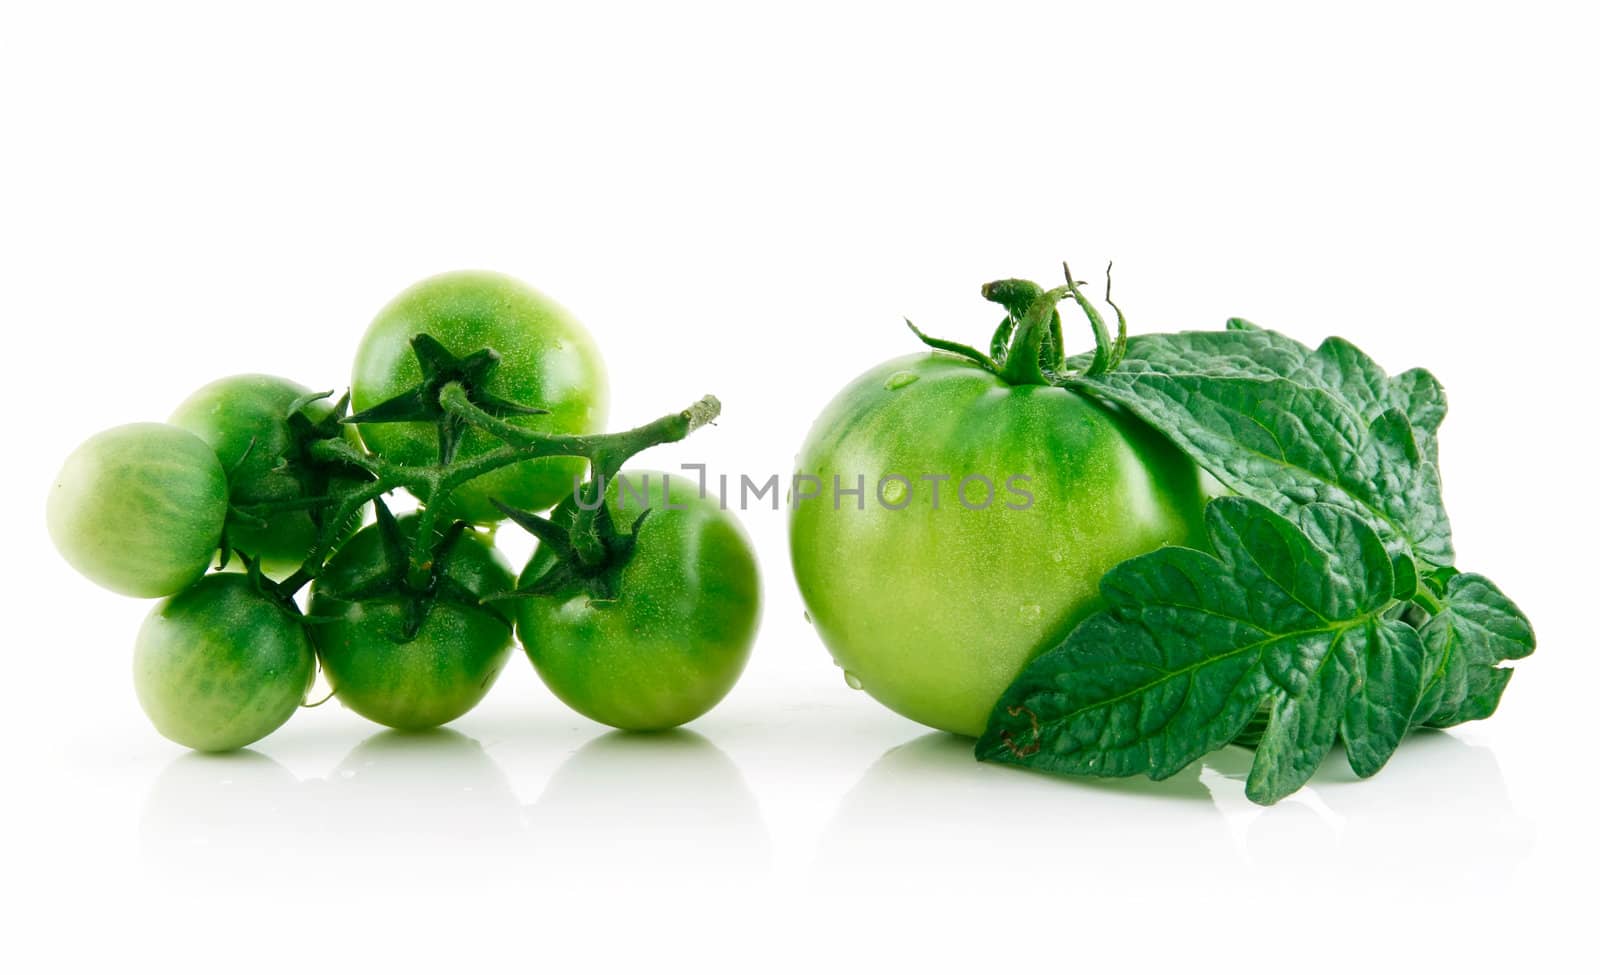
[170,374,364,576]
[789,352,1211,738]
[47,423,229,598]
[308,515,516,730]
[515,470,761,731]
[351,270,609,523]
[133,573,315,751]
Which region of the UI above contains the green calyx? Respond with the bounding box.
[903,261,1130,385]
[216,389,372,572]
[484,400,725,604]
[344,334,548,465]
[490,495,649,603]
[282,389,374,520]
[225,548,311,619]
[314,497,507,642]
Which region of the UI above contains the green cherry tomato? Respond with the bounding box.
[170,374,365,576]
[47,422,229,598]
[789,352,1211,738]
[133,573,316,751]
[515,470,761,731]
[308,515,516,730]
[351,270,609,523]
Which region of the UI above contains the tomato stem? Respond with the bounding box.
[1410,585,1445,616]
[444,385,720,577]
[239,392,709,600]
[273,479,391,595]
[982,279,1064,372]
[245,387,723,595]
[998,285,1072,386]
[908,265,1129,385]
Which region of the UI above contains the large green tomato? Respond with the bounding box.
[515,470,761,731]
[134,573,315,751]
[789,351,1211,737]
[351,270,608,523]
[170,374,364,576]
[47,422,229,598]
[308,515,516,730]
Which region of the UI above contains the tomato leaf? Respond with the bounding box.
[976,497,1428,805]
[1061,325,1454,567]
[1414,572,1535,727]
[1339,617,1425,777]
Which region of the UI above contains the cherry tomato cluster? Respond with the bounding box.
[47,271,761,751]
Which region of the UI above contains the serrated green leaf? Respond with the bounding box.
[1339,618,1425,778]
[978,497,1416,805]
[1416,572,1535,727]
[1061,326,1454,566]
[1389,367,1447,460]
[1248,630,1357,804]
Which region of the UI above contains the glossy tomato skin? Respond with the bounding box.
[133,573,315,751]
[308,516,516,730]
[47,423,229,598]
[789,352,1211,738]
[515,471,761,731]
[351,271,608,523]
[170,374,364,576]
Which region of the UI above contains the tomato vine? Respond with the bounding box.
[230,336,720,605]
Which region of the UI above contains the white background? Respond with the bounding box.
[3,2,1596,971]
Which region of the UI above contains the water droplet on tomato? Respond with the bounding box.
[1020,604,1042,622]
[843,671,864,690]
[884,371,919,390]
[879,479,907,505]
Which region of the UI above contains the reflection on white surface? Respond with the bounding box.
[527,730,772,884]
[813,728,1527,906]
[140,749,312,884]
[317,729,525,861]
[1214,730,1530,891]
[140,725,772,893]
[813,732,1238,900]
[137,707,1526,909]
[141,728,524,888]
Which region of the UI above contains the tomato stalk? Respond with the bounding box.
[997,285,1073,386]
[445,385,721,588]
[272,479,392,595]
[904,262,1130,385]
[981,278,1065,374]
[237,385,721,598]
[1410,583,1445,616]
